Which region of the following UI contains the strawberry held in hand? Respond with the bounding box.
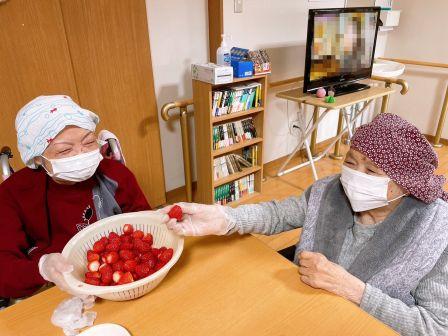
[168,205,183,221]
[83,224,174,286]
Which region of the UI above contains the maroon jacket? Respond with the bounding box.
[0,159,150,298]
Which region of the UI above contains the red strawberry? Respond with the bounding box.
[85,278,101,286]
[159,248,174,263]
[112,260,125,272]
[157,247,167,258]
[141,252,156,263]
[123,224,134,235]
[93,241,106,253]
[134,239,151,253]
[117,272,134,285]
[99,237,109,245]
[113,271,124,283]
[154,261,165,271]
[105,251,119,264]
[142,233,153,245]
[85,271,101,279]
[120,242,134,250]
[99,264,113,285]
[134,256,141,264]
[120,235,132,244]
[87,260,100,272]
[119,250,134,261]
[168,205,183,221]
[151,247,160,257]
[132,230,144,239]
[123,259,137,272]
[109,237,121,245]
[135,263,151,278]
[147,258,156,269]
[108,231,120,240]
[87,250,100,262]
[105,242,120,252]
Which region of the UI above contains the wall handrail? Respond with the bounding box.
[160,99,195,202]
[379,57,448,147]
[161,99,194,121]
[378,57,448,69]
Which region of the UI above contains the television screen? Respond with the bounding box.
[304,7,381,93]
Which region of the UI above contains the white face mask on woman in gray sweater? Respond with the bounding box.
[340,165,405,212]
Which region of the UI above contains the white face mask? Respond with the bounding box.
[42,149,103,182]
[340,165,405,212]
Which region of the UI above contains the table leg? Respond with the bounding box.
[321,100,374,159]
[310,106,319,156]
[330,109,344,160]
[277,108,332,176]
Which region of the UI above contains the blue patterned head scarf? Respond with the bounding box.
[15,95,100,168]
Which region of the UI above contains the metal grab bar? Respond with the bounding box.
[378,57,448,147]
[161,99,194,202]
[370,75,409,115]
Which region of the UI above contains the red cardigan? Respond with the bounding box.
[0,159,150,298]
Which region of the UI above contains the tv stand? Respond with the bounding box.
[332,82,370,96]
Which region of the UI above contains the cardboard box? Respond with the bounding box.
[191,63,233,85]
[231,60,254,78]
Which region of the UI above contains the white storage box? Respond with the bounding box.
[380,10,401,27]
[191,63,233,84]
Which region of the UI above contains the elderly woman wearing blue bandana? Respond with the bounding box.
[0,95,150,299]
[162,114,448,336]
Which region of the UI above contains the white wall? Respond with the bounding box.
[222,0,385,163]
[146,0,390,191]
[146,0,209,191]
[384,0,448,138]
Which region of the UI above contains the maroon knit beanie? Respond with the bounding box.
[351,113,448,204]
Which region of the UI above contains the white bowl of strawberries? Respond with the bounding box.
[61,210,183,301]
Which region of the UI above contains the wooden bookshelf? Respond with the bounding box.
[193,74,267,205]
[212,137,263,157]
[213,165,262,188]
[212,106,263,123]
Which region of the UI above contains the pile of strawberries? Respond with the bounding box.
[84,224,173,286]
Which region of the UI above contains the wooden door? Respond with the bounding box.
[0,0,79,169]
[60,0,166,206]
[0,0,166,206]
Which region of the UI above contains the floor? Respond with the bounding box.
[167,140,448,252]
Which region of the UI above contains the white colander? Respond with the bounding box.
[61,211,184,301]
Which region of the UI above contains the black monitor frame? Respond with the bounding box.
[303,7,381,93]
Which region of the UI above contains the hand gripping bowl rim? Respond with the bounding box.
[61,210,184,296]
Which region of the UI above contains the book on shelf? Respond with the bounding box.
[211,81,262,117]
[242,145,258,166]
[214,173,255,205]
[213,153,254,181]
[212,117,257,150]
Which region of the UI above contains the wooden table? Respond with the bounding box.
[0,235,397,336]
[275,85,395,178]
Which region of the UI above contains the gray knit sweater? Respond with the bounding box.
[225,193,448,335]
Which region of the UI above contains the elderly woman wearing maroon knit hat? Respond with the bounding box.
[162,114,448,336]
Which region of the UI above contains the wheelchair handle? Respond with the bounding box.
[1,146,13,181]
